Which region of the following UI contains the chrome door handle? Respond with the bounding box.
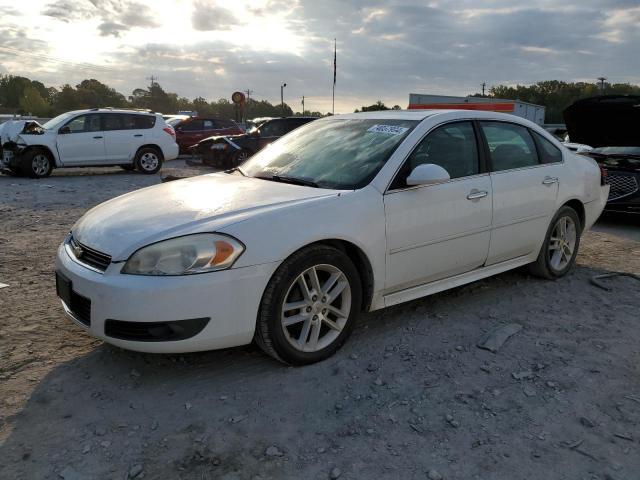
[542,176,558,185]
[467,190,488,200]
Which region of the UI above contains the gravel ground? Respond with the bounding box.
[1,162,639,480]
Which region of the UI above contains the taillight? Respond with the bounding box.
[599,165,608,185]
[163,126,176,138]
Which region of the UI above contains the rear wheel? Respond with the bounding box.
[21,149,53,178]
[255,245,362,365]
[528,206,581,279]
[135,147,163,174]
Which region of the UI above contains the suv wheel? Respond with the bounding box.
[21,149,53,178]
[135,147,163,174]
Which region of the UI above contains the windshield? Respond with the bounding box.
[42,112,76,130]
[241,118,418,189]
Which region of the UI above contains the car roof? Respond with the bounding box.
[67,108,159,116]
[337,109,545,128]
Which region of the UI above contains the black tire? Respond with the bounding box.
[134,147,163,174]
[528,206,582,279]
[229,149,252,168]
[255,244,362,365]
[21,148,53,178]
[119,164,136,171]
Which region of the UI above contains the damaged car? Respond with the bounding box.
[564,95,640,213]
[56,110,608,364]
[0,108,179,178]
[189,116,317,169]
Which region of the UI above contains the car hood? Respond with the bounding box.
[563,95,640,148]
[194,133,250,147]
[72,173,338,261]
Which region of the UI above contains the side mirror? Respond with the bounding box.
[251,129,260,137]
[406,163,450,186]
[59,126,71,134]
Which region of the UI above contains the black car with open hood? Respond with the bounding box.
[564,95,640,213]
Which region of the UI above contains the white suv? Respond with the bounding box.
[0,109,179,178]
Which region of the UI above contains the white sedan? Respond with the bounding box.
[55,110,609,364]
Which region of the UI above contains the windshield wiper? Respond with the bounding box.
[254,174,319,188]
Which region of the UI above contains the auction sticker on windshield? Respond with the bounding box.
[367,125,409,135]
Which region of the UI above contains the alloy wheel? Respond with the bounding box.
[139,152,159,171]
[32,154,50,176]
[281,264,352,353]
[548,215,577,271]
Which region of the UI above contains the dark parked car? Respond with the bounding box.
[564,95,640,214]
[190,116,317,168]
[173,117,244,153]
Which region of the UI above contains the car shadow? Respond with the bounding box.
[1,265,638,479]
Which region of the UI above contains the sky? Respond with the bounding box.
[0,0,639,113]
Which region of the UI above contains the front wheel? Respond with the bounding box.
[228,149,252,168]
[135,148,163,174]
[528,206,581,279]
[255,245,362,365]
[21,149,53,178]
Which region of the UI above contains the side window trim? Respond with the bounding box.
[386,119,482,192]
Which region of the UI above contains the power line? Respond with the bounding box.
[0,45,115,73]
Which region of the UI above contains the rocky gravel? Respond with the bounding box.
[1,161,639,479]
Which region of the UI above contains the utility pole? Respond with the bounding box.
[481,82,486,97]
[301,95,305,115]
[280,83,287,116]
[597,77,607,94]
[244,89,253,122]
[147,75,158,88]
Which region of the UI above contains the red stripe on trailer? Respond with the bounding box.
[408,103,515,112]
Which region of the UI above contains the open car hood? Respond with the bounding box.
[563,95,640,148]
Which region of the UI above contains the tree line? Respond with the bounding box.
[2,74,639,123]
[0,75,328,119]
[361,80,640,123]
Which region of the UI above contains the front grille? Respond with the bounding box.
[607,172,639,201]
[69,236,112,272]
[69,291,91,327]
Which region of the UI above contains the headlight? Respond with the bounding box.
[122,234,244,276]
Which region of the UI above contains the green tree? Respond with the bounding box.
[75,79,127,109]
[355,100,390,112]
[19,85,50,116]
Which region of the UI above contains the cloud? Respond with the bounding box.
[42,0,159,35]
[3,0,639,112]
[191,1,240,32]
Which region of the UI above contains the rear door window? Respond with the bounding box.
[480,122,539,172]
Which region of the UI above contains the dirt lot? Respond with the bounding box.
[1,162,639,480]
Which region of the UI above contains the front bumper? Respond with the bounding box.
[55,242,278,353]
